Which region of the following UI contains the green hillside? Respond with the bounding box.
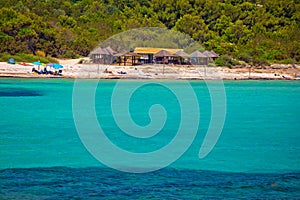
[0,0,299,66]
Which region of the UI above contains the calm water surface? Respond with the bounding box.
[0,78,299,199]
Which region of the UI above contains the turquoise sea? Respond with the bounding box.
[0,78,299,199]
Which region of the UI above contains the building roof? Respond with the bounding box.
[174,50,191,58]
[114,53,124,57]
[113,52,140,57]
[102,48,109,55]
[134,47,182,54]
[203,50,215,58]
[90,47,101,54]
[90,47,110,55]
[123,52,140,57]
[154,50,175,57]
[105,46,117,55]
[190,50,207,58]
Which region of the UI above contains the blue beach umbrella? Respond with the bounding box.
[33,61,41,65]
[53,63,63,69]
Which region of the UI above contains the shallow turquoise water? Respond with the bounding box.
[0,78,299,198]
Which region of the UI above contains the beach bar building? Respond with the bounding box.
[190,50,208,65]
[114,52,141,66]
[90,45,219,66]
[154,50,178,64]
[174,50,191,65]
[189,50,220,65]
[90,46,117,64]
[134,47,182,64]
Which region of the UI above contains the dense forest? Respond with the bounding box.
[0,0,299,66]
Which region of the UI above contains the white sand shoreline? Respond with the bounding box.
[1,61,299,80]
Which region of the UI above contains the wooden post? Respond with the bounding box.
[248,66,251,79]
[163,57,166,74]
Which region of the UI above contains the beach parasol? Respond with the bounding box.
[33,61,41,65]
[46,63,63,69]
[53,63,63,69]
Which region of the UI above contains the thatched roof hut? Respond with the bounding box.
[190,50,207,58]
[90,46,114,64]
[106,46,117,55]
[174,50,191,58]
[203,50,215,58]
[189,50,208,65]
[90,47,109,55]
[174,50,191,65]
[154,50,174,57]
[154,50,176,64]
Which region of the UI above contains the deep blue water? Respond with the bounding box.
[1,167,299,199]
[0,78,299,199]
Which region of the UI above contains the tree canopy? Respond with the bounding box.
[0,0,299,65]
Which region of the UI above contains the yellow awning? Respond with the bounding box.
[134,47,182,54]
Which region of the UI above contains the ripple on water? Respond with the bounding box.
[0,167,299,199]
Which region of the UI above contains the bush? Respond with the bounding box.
[73,54,80,59]
[252,59,270,67]
[36,50,46,58]
[214,55,238,67]
[215,55,231,66]
[231,59,240,66]
[61,52,80,59]
[238,54,251,63]
[276,59,293,64]
[0,53,58,64]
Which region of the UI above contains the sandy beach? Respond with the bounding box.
[0,59,299,80]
